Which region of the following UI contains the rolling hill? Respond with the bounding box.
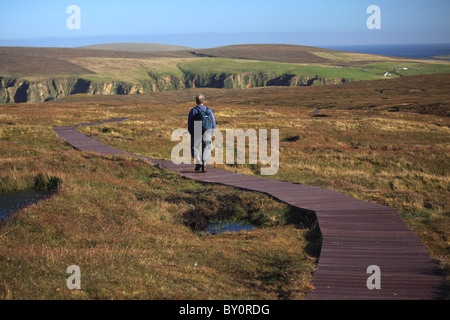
[1,43,450,103]
[190,44,333,64]
[78,43,194,52]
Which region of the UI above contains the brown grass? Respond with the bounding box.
[0,73,449,299]
[72,74,449,278]
[0,94,319,299]
[1,44,425,80]
[193,44,333,64]
[0,47,195,79]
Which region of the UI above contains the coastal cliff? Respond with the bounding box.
[0,72,352,103]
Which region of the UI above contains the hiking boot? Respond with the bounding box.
[195,164,202,171]
[202,162,207,173]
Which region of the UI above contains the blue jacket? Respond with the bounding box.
[188,105,216,135]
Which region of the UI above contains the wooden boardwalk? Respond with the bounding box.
[53,118,446,300]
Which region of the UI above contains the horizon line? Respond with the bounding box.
[1,31,449,49]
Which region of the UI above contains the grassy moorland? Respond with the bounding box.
[74,74,449,289]
[2,44,450,106]
[2,44,450,83]
[0,96,320,299]
[0,70,449,298]
[58,55,450,87]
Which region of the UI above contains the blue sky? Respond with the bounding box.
[0,0,449,47]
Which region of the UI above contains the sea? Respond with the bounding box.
[323,43,450,60]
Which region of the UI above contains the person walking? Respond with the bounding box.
[188,94,216,172]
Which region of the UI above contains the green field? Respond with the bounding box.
[178,58,385,81]
[63,56,450,83]
[2,44,450,84]
[431,55,450,60]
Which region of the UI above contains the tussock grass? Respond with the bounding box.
[0,100,319,299]
[72,75,449,291]
[1,74,449,298]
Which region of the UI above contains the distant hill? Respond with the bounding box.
[2,43,450,103]
[191,44,335,64]
[0,44,444,82]
[190,44,413,65]
[77,43,194,52]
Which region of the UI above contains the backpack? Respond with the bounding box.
[194,106,214,133]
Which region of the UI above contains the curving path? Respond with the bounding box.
[53,118,446,300]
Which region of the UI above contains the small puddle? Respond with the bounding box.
[206,222,254,234]
[0,190,50,220]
